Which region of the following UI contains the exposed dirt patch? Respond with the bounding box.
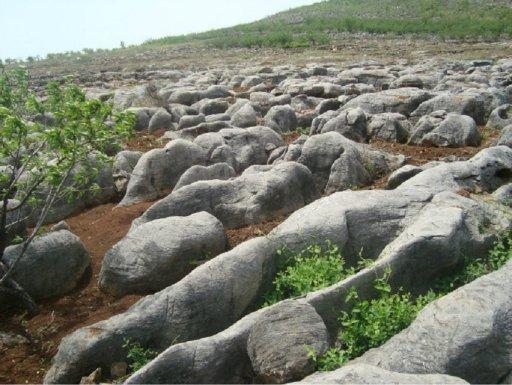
[0,201,154,384]
[282,131,301,145]
[226,216,288,249]
[125,130,165,152]
[370,127,500,166]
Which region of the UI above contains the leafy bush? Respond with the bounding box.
[262,242,359,306]
[310,271,437,371]
[0,64,134,313]
[123,339,158,374]
[311,231,512,371]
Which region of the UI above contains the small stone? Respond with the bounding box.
[79,367,102,384]
[0,331,29,348]
[50,221,70,232]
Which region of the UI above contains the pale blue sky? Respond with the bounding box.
[0,0,320,59]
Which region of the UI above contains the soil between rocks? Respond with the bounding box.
[0,199,288,383]
[0,125,503,383]
[0,202,153,384]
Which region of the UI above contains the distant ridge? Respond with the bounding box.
[142,0,512,49]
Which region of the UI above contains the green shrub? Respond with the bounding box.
[294,127,311,136]
[262,242,359,307]
[311,271,438,371]
[311,231,512,372]
[123,339,158,374]
[0,65,134,314]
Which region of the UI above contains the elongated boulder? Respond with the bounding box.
[298,364,468,384]
[132,162,318,230]
[174,163,235,191]
[119,139,206,205]
[99,212,227,296]
[342,88,432,117]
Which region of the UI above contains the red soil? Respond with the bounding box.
[0,202,153,384]
[0,127,501,383]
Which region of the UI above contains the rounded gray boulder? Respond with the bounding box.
[409,111,481,147]
[99,212,227,296]
[263,105,298,133]
[2,230,89,301]
[148,108,174,133]
[487,104,512,130]
[174,163,235,191]
[247,301,329,384]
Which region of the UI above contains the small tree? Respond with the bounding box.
[0,64,134,314]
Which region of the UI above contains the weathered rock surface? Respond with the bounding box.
[487,104,512,130]
[367,112,411,143]
[148,108,174,133]
[112,150,143,195]
[313,108,368,142]
[231,103,258,128]
[493,183,512,206]
[386,165,423,189]
[27,158,116,225]
[45,147,512,384]
[409,111,481,147]
[41,56,512,385]
[120,139,206,205]
[298,364,468,384]
[194,126,284,173]
[2,230,89,301]
[342,88,432,117]
[174,163,235,190]
[412,93,485,124]
[247,301,329,384]
[263,105,298,133]
[132,162,318,229]
[296,132,405,193]
[496,125,512,147]
[357,260,512,384]
[99,212,227,296]
[125,107,157,131]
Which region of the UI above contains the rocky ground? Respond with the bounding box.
[2,41,512,384]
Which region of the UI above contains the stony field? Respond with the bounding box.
[2,42,512,384]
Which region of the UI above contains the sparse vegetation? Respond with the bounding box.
[262,242,356,306]
[123,339,158,374]
[142,0,512,50]
[294,127,311,136]
[310,231,512,372]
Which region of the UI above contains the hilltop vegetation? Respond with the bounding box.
[5,0,512,68]
[144,0,512,49]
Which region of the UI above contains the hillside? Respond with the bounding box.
[4,0,512,383]
[143,0,512,49]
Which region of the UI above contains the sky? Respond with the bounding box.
[0,0,320,60]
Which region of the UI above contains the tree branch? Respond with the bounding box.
[0,165,73,288]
